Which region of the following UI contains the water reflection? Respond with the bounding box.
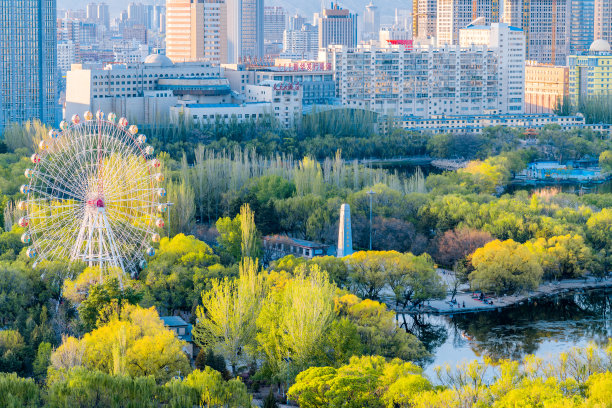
[401,289,612,375]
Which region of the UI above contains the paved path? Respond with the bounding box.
[391,272,612,315]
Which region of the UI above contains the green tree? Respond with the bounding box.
[46,367,158,408]
[195,258,264,376]
[139,234,222,314]
[32,342,52,383]
[387,253,446,308]
[78,278,142,331]
[0,330,27,374]
[0,372,40,408]
[525,234,594,280]
[216,214,242,265]
[587,208,612,250]
[334,294,428,362]
[182,367,252,407]
[240,203,262,260]
[344,251,395,299]
[166,177,196,237]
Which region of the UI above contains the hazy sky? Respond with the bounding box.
[57,0,411,23]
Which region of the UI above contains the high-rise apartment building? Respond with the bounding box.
[437,0,500,46]
[503,0,569,65]
[413,0,437,39]
[460,23,525,113]
[264,6,286,44]
[165,0,227,64]
[318,4,357,50]
[128,3,148,27]
[330,22,525,118]
[0,0,57,132]
[331,43,499,117]
[570,0,594,54]
[226,0,264,63]
[363,2,380,41]
[595,0,612,44]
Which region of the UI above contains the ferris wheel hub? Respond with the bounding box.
[85,197,105,208]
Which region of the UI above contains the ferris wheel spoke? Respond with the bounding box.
[106,207,154,231]
[32,219,80,257]
[28,183,83,202]
[29,206,84,241]
[105,216,149,255]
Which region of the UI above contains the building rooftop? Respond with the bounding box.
[264,235,329,249]
[160,316,188,327]
[143,53,174,67]
[590,39,611,53]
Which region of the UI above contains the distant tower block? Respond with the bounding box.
[337,204,354,257]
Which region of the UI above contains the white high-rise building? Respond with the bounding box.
[437,0,500,46]
[226,0,264,63]
[363,2,380,41]
[283,24,318,59]
[329,23,525,118]
[128,3,148,27]
[395,8,412,30]
[460,23,525,113]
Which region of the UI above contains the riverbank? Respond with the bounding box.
[394,276,612,315]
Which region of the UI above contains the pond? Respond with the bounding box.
[400,289,612,377]
[505,179,612,195]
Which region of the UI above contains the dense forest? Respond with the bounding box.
[1,114,612,406]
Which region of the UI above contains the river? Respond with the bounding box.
[400,289,612,377]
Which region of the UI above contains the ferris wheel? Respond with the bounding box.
[16,111,167,282]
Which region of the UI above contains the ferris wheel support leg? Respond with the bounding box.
[101,210,125,290]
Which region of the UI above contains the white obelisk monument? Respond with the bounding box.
[337,203,354,257]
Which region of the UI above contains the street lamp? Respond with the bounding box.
[367,190,375,250]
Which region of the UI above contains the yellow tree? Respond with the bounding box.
[470,239,543,295]
[256,264,335,387]
[50,305,191,383]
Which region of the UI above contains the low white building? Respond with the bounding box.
[171,80,302,128]
[170,102,272,125]
[64,54,225,124]
[394,113,588,134]
[245,80,303,127]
